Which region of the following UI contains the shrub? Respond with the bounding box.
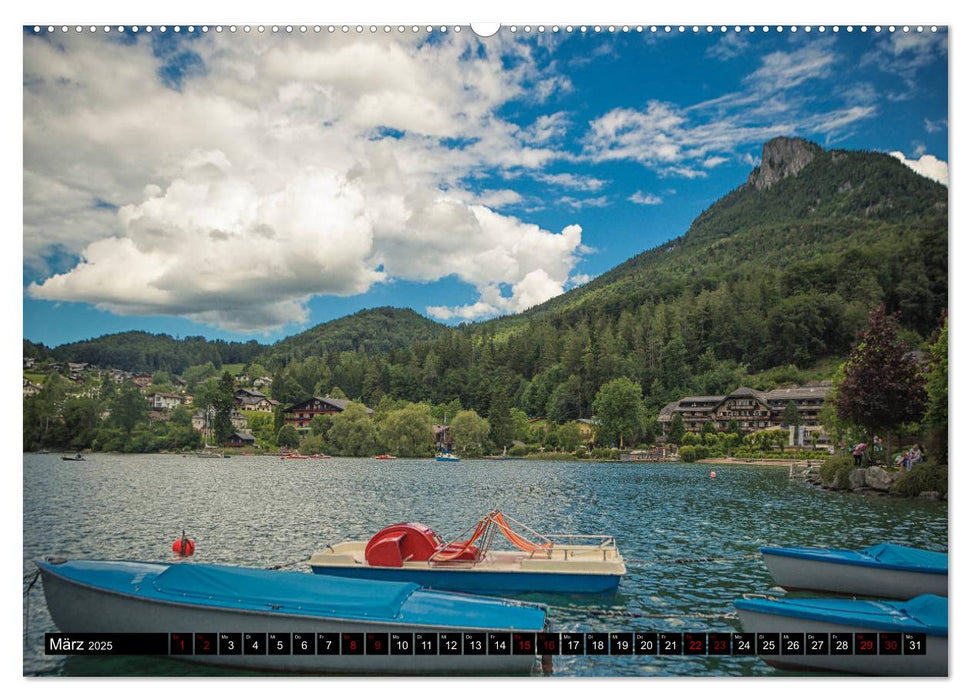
[820,456,856,489]
[508,444,528,457]
[679,445,697,462]
[574,447,589,459]
[527,451,575,460]
[694,446,709,460]
[891,460,948,497]
[681,433,700,446]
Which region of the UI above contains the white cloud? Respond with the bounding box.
[863,31,947,88]
[535,172,607,191]
[24,31,586,329]
[628,191,663,205]
[582,37,876,175]
[706,33,749,61]
[888,151,948,186]
[555,195,610,211]
[744,42,837,93]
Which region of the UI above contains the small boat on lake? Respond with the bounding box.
[36,557,548,674]
[761,543,947,599]
[61,454,85,461]
[435,452,460,462]
[375,454,396,460]
[310,510,625,595]
[734,593,947,676]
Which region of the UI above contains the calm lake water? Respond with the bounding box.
[22,453,948,677]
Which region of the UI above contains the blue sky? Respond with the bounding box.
[22,25,948,347]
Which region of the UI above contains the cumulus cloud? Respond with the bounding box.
[535,172,607,191]
[629,191,663,205]
[889,151,948,186]
[24,31,586,330]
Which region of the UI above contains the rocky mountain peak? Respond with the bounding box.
[746,137,823,191]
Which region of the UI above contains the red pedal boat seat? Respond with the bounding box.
[364,523,477,567]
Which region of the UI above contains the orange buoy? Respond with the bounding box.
[710,471,716,478]
[172,530,195,557]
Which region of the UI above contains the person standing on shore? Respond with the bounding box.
[852,442,866,467]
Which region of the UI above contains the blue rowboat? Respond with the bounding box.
[435,453,460,462]
[310,511,625,596]
[735,594,947,676]
[36,558,548,674]
[761,543,947,598]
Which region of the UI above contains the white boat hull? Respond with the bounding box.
[762,552,947,598]
[40,565,540,674]
[736,607,946,676]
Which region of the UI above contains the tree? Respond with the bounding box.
[197,372,236,445]
[377,403,435,457]
[62,397,101,449]
[592,378,646,449]
[922,316,947,463]
[310,413,334,437]
[109,381,148,436]
[327,403,378,456]
[782,400,800,428]
[509,408,531,443]
[556,422,584,451]
[277,424,300,448]
[488,390,514,451]
[668,412,686,445]
[835,306,927,466]
[450,410,491,452]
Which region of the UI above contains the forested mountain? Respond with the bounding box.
[27,138,947,426]
[49,331,264,375]
[256,307,448,366]
[36,307,446,375]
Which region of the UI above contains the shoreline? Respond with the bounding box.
[697,457,827,468]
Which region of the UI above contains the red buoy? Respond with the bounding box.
[172,531,195,557]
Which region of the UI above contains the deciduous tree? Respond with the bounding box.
[835,306,927,466]
[593,378,646,449]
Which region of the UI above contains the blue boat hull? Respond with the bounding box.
[735,594,947,676]
[761,543,947,598]
[309,564,621,595]
[35,559,548,674]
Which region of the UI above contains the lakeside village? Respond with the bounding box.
[23,310,947,501]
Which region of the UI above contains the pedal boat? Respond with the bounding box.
[309,510,625,595]
[761,543,947,598]
[735,593,947,676]
[36,557,548,674]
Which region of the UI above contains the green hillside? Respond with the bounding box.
[257,307,448,367]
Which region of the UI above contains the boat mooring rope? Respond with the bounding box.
[24,568,40,644]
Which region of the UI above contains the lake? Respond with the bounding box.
[22,453,948,677]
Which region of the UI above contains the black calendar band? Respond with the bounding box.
[43,631,927,656]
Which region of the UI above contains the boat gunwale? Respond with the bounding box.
[761,547,948,575]
[309,547,626,575]
[36,559,548,632]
